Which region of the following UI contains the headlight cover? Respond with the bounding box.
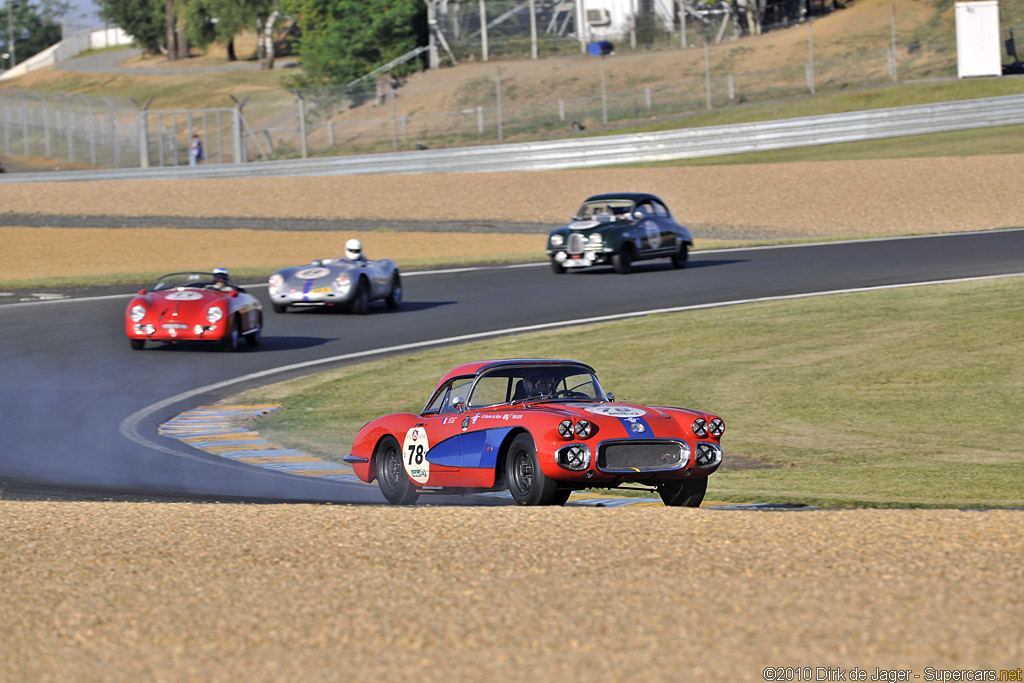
[575,420,591,438]
[709,418,725,437]
[695,443,722,468]
[588,233,603,244]
[206,306,224,323]
[550,234,565,247]
[557,443,591,471]
[268,274,284,293]
[129,304,146,322]
[336,274,351,292]
[692,418,708,438]
[558,420,574,439]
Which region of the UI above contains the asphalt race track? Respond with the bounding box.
[2,229,1023,503]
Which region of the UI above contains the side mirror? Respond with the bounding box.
[634,211,645,220]
[571,215,580,221]
[452,397,465,413]
[138,289,147,295]
[311,259,322,266]
[230,291,239,298]
[606,392,615,403]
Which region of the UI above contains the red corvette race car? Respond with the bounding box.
[345,359,724,506]
[125,270,263,351]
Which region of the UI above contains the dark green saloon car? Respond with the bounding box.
[546,193,693,274]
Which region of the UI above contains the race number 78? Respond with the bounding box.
[407,444,425,465]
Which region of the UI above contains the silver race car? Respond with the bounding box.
[268,255,402,314]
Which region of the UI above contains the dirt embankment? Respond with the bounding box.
[2,156,1022,238]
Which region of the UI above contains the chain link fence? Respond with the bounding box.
[2,17,1021,169]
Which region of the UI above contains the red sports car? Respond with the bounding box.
[125,270,263,351]
[345,359,724,506]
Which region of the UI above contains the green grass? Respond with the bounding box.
[232,275,1024,509]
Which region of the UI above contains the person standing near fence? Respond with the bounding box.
[189,134,204,166]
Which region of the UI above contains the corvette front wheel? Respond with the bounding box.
[129,339,145,350]
[506,433,560,505]
[657,477,707,507]
[375,435,419,505]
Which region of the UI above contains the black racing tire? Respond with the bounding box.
[375,435,419,505]
[550,259,566,274]
[671,242,689,269]
[657,477,707,507]
[506,433,560,506]
[220,316,240,352]
[129,338,146,350]
[350,278,370,315]
[612,246,633,274]
[271,302,288,314]
[385,273,402,309]
[245,313,262,347]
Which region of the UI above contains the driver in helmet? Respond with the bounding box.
[522,374,555,399]
[341,238,367,264]
[208,267,233,291]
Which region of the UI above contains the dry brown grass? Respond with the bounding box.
[0,226,541,281]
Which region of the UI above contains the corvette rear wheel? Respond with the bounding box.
[657,477,707,507]
[385,273,402,309]
[612,246,633,274]
[375,435,419,505]
[506,433,560,506]
[129,339,146,350]
[671,243,689,269]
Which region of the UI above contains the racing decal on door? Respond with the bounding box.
[643,220,661,249]
[295,267,331,280]
[164,291,204,301]
[402,427,431,484]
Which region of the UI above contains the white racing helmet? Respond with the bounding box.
[345,238,363,260]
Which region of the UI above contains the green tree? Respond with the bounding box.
[1,0,70,67]
[96,0,166,54]
[182,0,273,61]
[286,0,427,87]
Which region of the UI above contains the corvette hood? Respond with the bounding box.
[531,402,672,421]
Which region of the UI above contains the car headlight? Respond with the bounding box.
[588,233,603,245]
[575,420,591,438]
[558,420,574,439]
[129,304,146,322]
[692,418,708,437]
[695,443,721,468]
[268,274,283,294]
[550,234,564,247]
[336,274,351,292]
[558,443,591,471]
[709,418,725,437]
[206,306,224,323]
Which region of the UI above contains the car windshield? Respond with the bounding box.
[576,199,635,222]
[153,272,229,291]
[467,364,608,409]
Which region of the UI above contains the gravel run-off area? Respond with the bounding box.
[1,504,1022,682]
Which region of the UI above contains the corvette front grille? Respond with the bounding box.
[597,440,687,473]
[567,233,585,254]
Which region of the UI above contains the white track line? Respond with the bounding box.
[8,229,1024,307]
[120,271,1024,455]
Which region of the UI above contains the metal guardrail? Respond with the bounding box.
[2,94,1022,183]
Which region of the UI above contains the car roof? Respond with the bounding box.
[583,192,665,205]
[435,359,596,391]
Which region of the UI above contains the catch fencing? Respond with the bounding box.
[1,20,1022,169]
